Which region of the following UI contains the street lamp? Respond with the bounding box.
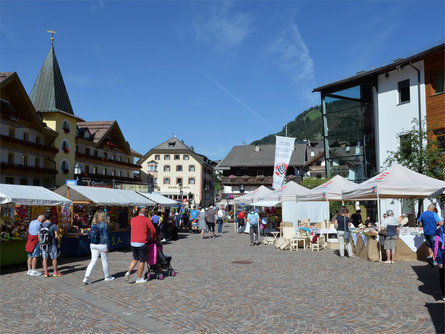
[74,163,82,185]
[179,182,183,204]
[240,184,245,195]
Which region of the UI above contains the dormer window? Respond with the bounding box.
[168,142,175,148]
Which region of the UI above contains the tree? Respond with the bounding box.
[385,118,445,180]
[301,177,329,189]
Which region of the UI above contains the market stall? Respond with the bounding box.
[343,164,445,261]
[0,184,72,266]
[137,192,178,206]
[54,185,154,256]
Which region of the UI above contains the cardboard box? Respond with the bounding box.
[327,239,339,250]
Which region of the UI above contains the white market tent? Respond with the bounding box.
[299,175,357,201]
[54,185,154,206]
[342,164,445,200]
[234,185,272,205]
[257,181,310,202]
[138,192,178,206]
[0,184,72,206]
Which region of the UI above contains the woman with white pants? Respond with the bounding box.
[335,208,353,257]
[83,211,115,284]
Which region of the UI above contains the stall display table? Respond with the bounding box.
[1,239,27,266]
[61,231,131,256]
[393,234,428,261]
[352,234,380,262]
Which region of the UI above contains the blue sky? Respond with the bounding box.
[1,1,444,161]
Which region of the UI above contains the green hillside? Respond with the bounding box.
[251,105,322,145]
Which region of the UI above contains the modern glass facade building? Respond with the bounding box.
[318,80,377,183]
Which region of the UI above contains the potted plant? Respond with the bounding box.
[63,147,70,153]
[229,175,236,181]
[63,128,70,134]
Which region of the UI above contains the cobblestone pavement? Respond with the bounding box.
[1,225,444,333]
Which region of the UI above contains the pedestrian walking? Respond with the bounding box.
[124,207,156,283]
[25,214,44,276]
[151,211,162,242]
[40,211,62,277]
[83,210,115,284]
[247,208,260,246]
[238,209,245,233]
[161,209,170,242]
[217,206,225,234]
[433,216,444,301]
[198,208,207,239]
[419,204,441,266]
[206,206,216,238]
[182,208,190,232]
[335,208,353,258]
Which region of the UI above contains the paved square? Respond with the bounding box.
[1,226,444,333]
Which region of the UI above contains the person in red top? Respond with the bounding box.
[124,207,156,283]
[238,209,245,233]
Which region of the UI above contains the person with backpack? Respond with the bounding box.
[39,211,61,277]
[83,210,115,285]
[247,208,260,246]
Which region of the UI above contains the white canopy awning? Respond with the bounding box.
[0,184,72,206]
[251,200,280,207]
[234,185,272,205]
[160,190,191,196]
[342,164,445,200]
[54,185,154,206]
[257,181,309,202]
[138,192,179,206]
[299,175,357,201]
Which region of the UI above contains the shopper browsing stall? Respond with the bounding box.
[381,210,399,264]
[247,208,260,246]
[26,214,44,276]
[83,211,115,285]
[335,208,352,258]
[40,211,62,277]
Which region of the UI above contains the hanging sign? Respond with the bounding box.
[272,136,295,189]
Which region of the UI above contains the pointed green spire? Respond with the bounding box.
[30,43,74,115]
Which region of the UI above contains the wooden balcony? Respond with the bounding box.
[0,162,58,177]
[80,172,142,184]
[0,135,58,157]
[220,175,274,186]
[76,152,141,170]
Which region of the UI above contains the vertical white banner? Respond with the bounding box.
[272,136,296,189]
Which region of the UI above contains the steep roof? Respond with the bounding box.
[151,136,191,151]
[76,120,133,154]
[218,144,307,168]
[0,71,57,137]
[77,121,115,144]
[139,137,215,167]
[30,43,75,116]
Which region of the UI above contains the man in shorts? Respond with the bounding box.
[40,212,62,278]
[381,210,399,264]
[419,204,441,266]
[26,214,44,276]
[124,207,156,283]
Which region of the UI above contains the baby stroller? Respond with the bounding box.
[145,239,176,280]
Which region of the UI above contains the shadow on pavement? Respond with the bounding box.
[411,265,442,300]
[425,302,445,334]
[412,265,445,333]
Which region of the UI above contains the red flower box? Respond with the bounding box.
[63,128,70,134]
[63,147,70,153]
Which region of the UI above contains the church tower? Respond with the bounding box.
[30,31,83,186]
